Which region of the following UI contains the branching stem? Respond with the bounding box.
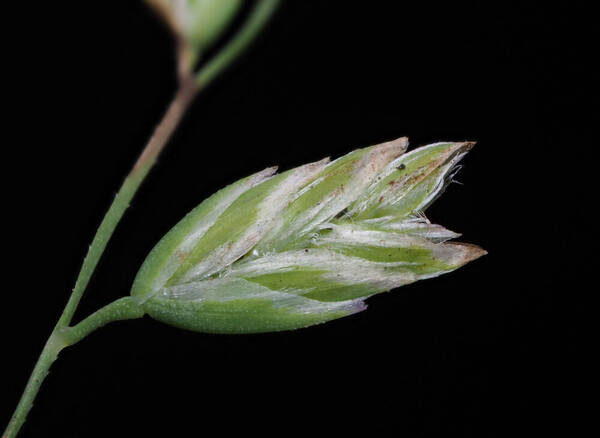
[3,79,198,438]
[3,2,280,436]
[3,298,145,438]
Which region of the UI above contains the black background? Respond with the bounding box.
[3,1,594,436]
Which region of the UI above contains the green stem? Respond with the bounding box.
[3,333,65,438]
[3,298,145,438]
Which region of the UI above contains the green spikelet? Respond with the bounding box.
[131,138,486,333]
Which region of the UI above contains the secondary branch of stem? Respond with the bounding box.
[61,297,146,347]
